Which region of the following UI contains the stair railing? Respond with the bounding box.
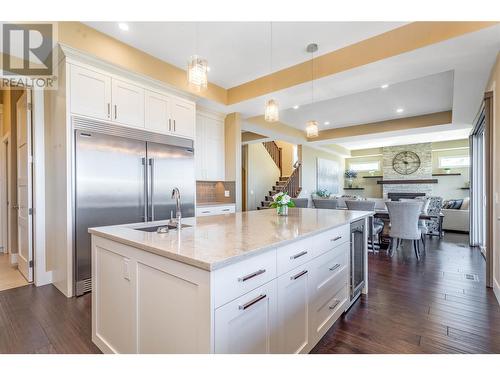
[280,161,302,198]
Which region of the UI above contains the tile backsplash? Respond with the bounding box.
[196,181,236,204]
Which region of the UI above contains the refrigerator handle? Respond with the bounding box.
[142,157,148,221]
[149,158,155,221]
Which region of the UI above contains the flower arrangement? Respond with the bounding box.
[344,169,358,188]
[344,169,358,179]
[316,189,331,198]
[269,191,296,216]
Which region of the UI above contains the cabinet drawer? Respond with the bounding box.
[313,242,349,294]
[311,283,347,338]
[214,280,277,354]
[277,237,315,276]
[213,249,277,308]
[196,205,235,217]
[312,225,350,258]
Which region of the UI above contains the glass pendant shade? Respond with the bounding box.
[264,99,279,122]
[187,55,208,91]
[306,120,319,138]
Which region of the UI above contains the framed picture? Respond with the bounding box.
[317,158,340,194]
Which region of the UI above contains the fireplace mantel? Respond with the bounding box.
[377,179,438,185]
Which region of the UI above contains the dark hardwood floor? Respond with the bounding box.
[312,232,500,354]
[0,232,498,354]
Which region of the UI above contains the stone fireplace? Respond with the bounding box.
[382,143,433,198]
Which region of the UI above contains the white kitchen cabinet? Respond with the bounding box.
[69,63,195,138]
[111,78,145,128]
[144,90,171,133]
[195,204,235,217]
[196,111,225,180]
[277,265,311,354]
[214,280,278,354]
[171,98,195,139]
[70,65,111,121]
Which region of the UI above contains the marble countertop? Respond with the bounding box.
[89,208,371,271]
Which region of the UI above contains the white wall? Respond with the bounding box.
[246,143,281,211]
[300,145,345,204]
[431,148,470,200]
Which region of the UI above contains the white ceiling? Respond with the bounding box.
[85,22,500,152]
[279,71,454,130]
[84,22,406,88]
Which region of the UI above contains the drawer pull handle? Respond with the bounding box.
[290,250,308,260]
[222,209,230,212]
[238,269,266,282]
[329,300,341,310]
[329,264,341,272]
[201,211,210,214]
[239,294,267,310]
[291,270,308,280]
[331,236,342,242]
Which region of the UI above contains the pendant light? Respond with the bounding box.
[264,22,279,122]
[305,43,319,138]
[187,23,208,92]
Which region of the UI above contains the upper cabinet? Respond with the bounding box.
[170,98,196,139]
[111,79,145,128]
[196,110,225,181]
[70,65,111,121]
[144,90,171,133]
[69,63,195,139]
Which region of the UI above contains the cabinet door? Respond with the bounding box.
[214,280,277,354]
[195,114,206,180]
[277,266,310,353]
[171,98,195,139]
[205,118,225,180]
[145,90,171,133]
[70,65,111,120]
[111,78,145,128]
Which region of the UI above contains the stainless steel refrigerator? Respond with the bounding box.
[73,118,195,296]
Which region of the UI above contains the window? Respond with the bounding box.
[349,161,380,172]
[439,156,470,168]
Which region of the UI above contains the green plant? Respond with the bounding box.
[269,192,296,208]
[316,189,330,198]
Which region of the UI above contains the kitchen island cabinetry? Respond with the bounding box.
[90,209,368,353]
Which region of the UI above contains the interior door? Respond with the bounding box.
[147,142,195,221]
[16,91,33,282]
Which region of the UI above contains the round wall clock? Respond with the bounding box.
[392,151,421,175]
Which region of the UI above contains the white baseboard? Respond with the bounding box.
[494,278,500,307]
[9,253,17,265]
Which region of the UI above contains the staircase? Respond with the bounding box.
[257,162,302,210]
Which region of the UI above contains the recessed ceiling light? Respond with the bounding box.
[381,84,389,89]
[324,121,330,125]
[118,23,129,31]
[293,105,299,109]
[396,108,404,113]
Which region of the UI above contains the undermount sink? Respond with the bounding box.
[134,223,191,233]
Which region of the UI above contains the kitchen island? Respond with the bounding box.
[89,208,370,354]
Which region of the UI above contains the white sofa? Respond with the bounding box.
[442,198,470,232]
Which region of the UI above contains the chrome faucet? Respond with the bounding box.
[171,187,182,228]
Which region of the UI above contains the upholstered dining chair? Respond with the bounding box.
[312,199,338,209]
[400,197,430,251]
[346,200,384,251]
[385,201,423,260]
[292,198,309,208]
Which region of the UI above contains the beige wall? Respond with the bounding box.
[431,148,470,200]
[224,113,242,211]
[486,52,500,299]
[246,143,281,211]
[300,145,345,204]
[275,140,296,177]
